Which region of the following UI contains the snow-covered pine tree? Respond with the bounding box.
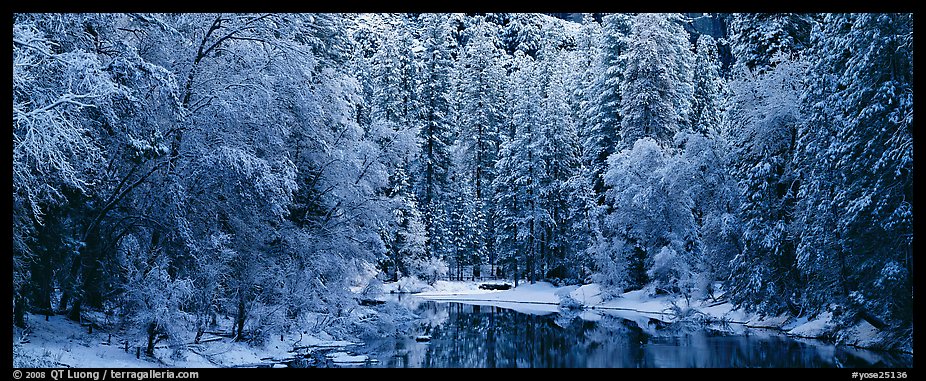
[562,14,604,284]
[619,13,694,148]
[796,13,912,337]
[724,53,808,314]
[369,18,424,282]
[582,13,630,207]
[453,17,508,277]
[535,44,582,283]
[493,52,542,285]
[728,13,815,74]
[415,13,456,264]
[690,34,725,135]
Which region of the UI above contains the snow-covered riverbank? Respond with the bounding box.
[409,280,903,353]
[12,313,374,368]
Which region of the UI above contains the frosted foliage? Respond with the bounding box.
[118,234,194,350]
[729,13,812,73]
[13,23,116,221]
[648,246,688,293]
[591,238,627,295]
[602,138,701,294]
[724,53,808,312]
[727,53,807,158]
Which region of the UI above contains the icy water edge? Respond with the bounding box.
[324,296,914,368]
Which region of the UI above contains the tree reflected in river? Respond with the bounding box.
[357,299,912,368]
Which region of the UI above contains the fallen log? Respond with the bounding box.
[478,283,512,290]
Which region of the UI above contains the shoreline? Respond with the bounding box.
[406,280,913,355]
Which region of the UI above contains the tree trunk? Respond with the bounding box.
[392,243,400,282]
[57,291,69,314]
[146,323,157,356]
[14,295,27,328]
[539,232,546,280]
[234,298,247,342]
[67,298,82,322]
[30,258,53,316]
[64,234,84,322]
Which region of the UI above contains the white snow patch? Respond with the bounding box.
[416,281,561,307]
[842,320,881,348]
[697,300,748,323]
[327,351,372,364]
[787,311,834,338]
[597,289,674,316]
[569,284,604,306]
[782,315,811,331]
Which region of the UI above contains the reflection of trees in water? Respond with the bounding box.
[423,304,648,367]
[582,316,648,367]
[362,301,912,368]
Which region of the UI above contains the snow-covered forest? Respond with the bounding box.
[13,13,912,364]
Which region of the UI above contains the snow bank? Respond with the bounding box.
[840,320,881,348]
[786,311,834,338]
[568,284,604,306]
[597,289,675,316]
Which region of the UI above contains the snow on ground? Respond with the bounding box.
[12,313,360,368]
[787,311,834,338]
[568,284,604,305]
[410,279,510,295]
[697,299,749,323]
[746,313,792,328]
[840,320,881,348]
[595,289,676,317]
[409,281,577,315]
[13,314,177,368]
[327,351,374,365]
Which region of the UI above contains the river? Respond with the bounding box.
[347,296,912,368]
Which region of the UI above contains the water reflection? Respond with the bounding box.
[358,298,912,368]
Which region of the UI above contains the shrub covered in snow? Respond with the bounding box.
[558,293,584,310]
[388,276,434,294]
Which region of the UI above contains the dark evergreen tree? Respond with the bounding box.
[728,13,815,73]
[796,13,912,342]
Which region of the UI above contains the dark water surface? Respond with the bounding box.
[354,297,912,368]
